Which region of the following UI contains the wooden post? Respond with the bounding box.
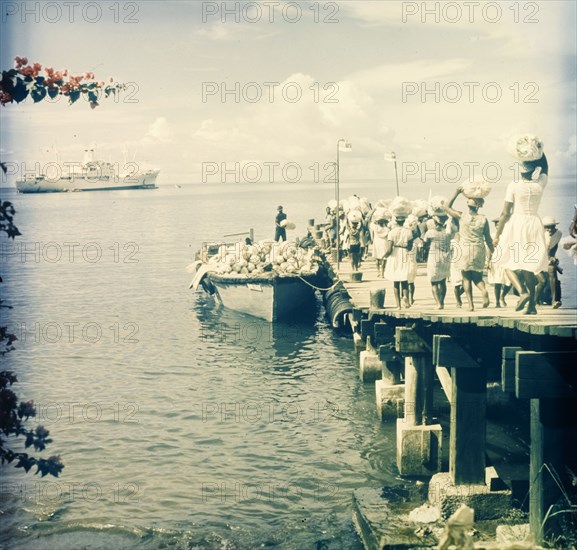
[501,346,523,393]
[515,351,577,543]
[436,335,486,485]
[404,356,423,426]
[396,327,429,426]
[422,354,434,424]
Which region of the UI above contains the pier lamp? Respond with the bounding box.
[385,151,400,196]
[336,139,352,271]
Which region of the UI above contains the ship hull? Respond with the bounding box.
[16,172,159,193]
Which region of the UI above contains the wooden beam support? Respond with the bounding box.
[436,366,452,403]
[502,346,523,393]
[436,335,486,485]
[529,398,577,543]
[516,352,577,400]
[395,326,429,354]
[361,318,377,340]
[374,321,395,347]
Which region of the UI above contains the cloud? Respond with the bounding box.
[144,117,173,143]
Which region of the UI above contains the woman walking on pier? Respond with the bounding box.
[384,197,415,308]
[446,184,494,311]
[425,210,457,309]
[493,136,549,315]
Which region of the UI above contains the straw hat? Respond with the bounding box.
[542,216,558,227]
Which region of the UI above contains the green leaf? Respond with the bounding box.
[68,90,80,104]
[11,80,29,103]
[31,86,47,103]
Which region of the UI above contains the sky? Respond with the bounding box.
[0,0,576,186]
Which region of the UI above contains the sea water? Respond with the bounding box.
[0,178,575,549]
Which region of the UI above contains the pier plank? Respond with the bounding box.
[330,258,577,340]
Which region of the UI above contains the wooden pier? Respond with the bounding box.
[327,257,577,547]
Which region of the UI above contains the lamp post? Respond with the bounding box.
[385,151,400,196]
[336,138,352,271]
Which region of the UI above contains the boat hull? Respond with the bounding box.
[208,274,316,322]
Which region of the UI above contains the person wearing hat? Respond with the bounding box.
[446,188,494,311]
[493,145,549,314]
[488,218,512,308]
[345,210,365,271]
[371,215,390,278]
[384,213,415,308]
[424,213,457,309]
[274,205,287,242]
[538,216,563,308]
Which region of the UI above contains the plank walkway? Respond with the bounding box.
[329,257,577,340]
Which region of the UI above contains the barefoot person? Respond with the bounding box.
[540,216,563,308]
[371,208,390,278]
[446,183,494,312]
[346,212,364,272]
[384,197,414,309]
[488,219,512,308]
[493,135,549,315]
[425,201,457,309]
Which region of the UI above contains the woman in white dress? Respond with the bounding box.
[493,153,549,315]
[384,215,415,308]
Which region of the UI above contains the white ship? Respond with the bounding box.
[16,149,159,193]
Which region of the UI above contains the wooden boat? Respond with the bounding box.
[205,272,317,322]
[190,240,324,322]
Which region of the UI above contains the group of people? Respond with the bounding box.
[320,135,569,313]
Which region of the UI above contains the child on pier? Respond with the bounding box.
[539,216,563,308]
[488,218,512,308]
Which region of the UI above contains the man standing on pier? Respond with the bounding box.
[275,205,287,242]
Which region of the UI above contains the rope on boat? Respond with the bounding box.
[296,275,339,292]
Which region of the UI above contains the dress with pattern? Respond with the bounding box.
[425,223,457,282]
[457,211,489,272]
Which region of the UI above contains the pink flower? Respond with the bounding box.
[14,56,28,68]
